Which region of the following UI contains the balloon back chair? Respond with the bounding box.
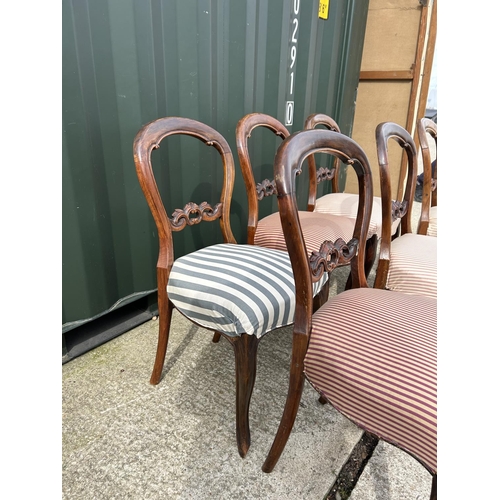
[303,113,402,280]
[417,117,437,237]
[133,116,329,458]
[261,128,437,500]
[373,122,437,298]
[237,112,369,300]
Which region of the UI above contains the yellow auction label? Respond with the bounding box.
[319,0,329,19]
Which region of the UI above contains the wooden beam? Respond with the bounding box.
[416,0,437,124]
[359,70,414,81]
[397,0,436,199]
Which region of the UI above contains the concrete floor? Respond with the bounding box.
[62,203,434,500]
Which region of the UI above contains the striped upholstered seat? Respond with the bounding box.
[254,211,363,255]
[304,287,437,473]
[314,192,400,239]
[385,233,437,298]
[168,243,328,339]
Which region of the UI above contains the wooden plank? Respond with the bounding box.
[359,0,421,72]
[359,70,414,80]
[416,0,437,124]
[399,0,435,198]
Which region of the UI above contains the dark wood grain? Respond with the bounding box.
[373,121,419,290]
[417,118,437,235]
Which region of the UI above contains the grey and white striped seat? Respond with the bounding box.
[168,243,327,338]
[133,116,328,462]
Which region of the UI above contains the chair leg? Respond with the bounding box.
[262,333,308,473]
[430,474,437,500]
[150,297,174,385]
[318,395,328,405]
[212,332,222,343]
[227,333,259,458]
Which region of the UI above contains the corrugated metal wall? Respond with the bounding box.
[62,0,369,333]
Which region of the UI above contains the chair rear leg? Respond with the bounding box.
[212,332,222,343]
[150,298,174,385]
[262,333,308,472]
[228,333,259,458]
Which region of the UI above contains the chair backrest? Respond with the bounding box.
[417,118,437,235]
[236,113,290,244]
[303,113,342,211]
[133,117,237,277]
[373,121,418,289]
[274,129,373,317]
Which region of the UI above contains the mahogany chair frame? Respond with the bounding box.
[134,116,261,458]
[373,122,418,291]
[236,112,289,245]
[304,113,343,211]
[417,117,437,236]
[260,128,437,500]
[261,128,372,470]
[303,113,378,285]
[236,112,337,309]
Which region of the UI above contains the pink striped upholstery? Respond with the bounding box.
[304,287,437,473]
[255,211,356,256]
[314,193,399,238]
[427,206,437,237]
[386,233,437,298]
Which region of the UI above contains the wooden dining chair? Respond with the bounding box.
[416,117,437,237]
[260,128,437,500]
[237,112,371,299]
[133,116,330,458]
[303,113,403,280]
[373,122,437,298]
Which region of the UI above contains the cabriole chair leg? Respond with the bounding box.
[150,298,174,385]
[262,333,308,472]
[228,333,259,458]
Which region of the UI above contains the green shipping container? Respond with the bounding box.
[62,0,369,361]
